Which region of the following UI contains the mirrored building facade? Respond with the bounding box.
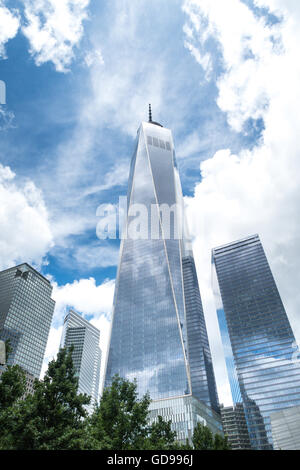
[212,266,242,405]
[149,395,223,444]
[212,234,300,449]
[270,404,300,450]
[0,263,55,378]
[220,403,252,450]
[61,309,101,412]
[104,117,220,431]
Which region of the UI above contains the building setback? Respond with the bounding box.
[220,403,252,450]
[212,234,300,449]
[0,263,55,378]
[61,309,101,412]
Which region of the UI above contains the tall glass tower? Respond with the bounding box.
[0,263,55,378]
[104,112,221,440]
[61,309,101,412]
[212,234,300,449]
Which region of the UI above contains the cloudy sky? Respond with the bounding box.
[1,0,300,405]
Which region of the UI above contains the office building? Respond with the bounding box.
[104,109,221,440]
[212,234,300,449]
[220,403,252,450]
[61,309,101,412]
[0,263,55,378]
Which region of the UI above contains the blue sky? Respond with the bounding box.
[0,0,264,283]
[1,0,300,404]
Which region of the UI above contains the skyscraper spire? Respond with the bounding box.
[147,104,163,127]
[148,103,152,122]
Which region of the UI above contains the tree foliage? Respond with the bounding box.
[89,375,151,450]
[0,350,230,450]
[0,364,26,411]
[5,339,12,363]
[214,432,231,450]
[145,415,178,450]
[0,347,93,450]
[193,422,231,450]
[88,375,179,450]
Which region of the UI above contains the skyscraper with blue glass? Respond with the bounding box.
[104,112,221,440]
[212,234,300,449]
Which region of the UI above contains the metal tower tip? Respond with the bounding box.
[148,103,152,122]
[147,104,163,127]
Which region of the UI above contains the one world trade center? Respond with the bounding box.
[104,109,222,441]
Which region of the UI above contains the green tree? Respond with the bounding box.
[192,422,214,450]
[5,339,12,363]
[0,339,27,449]
[0,347,93,450]
[0,353,231,451]
[145,415,177,450]
[89,375,151,450]
[214,432,231,450]
[192,422,231,450]
[0,365,26,411]
[89,375,183,450]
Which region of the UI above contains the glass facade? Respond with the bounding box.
[212,264,242,405]
[183,255,219,412]
[0,263,55,378]
[104,120,219,415]
[220,403,252,450]
[149,395,223,444]
[61,309,101,412]
[270,404,300,450]
[212,234,300,449]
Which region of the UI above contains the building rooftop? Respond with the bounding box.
[0,263,51,285]
[212,234,260,256]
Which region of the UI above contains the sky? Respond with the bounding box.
[0,0,300,406]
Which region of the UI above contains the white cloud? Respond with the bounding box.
[51,276,115,321]
[183,38,213,81]
[86,55,165,138]
[183,0,281,132]
[176,131,203,159]
[32,0,169,250]
[80,0,168,138]
[73,243,119,269]
[42,277,115,391]
[82,161,130,197]
[51,241,120,271]
[89,313,111,394]
[40,324,63,378]
[0,163,53,270]
[84,48,104,68]
[0,163,14,180]
[50,212,95,243]
[0,1,20,58]
[183,0,300,405]
[0,106,15,130]
[22,0,90,72]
